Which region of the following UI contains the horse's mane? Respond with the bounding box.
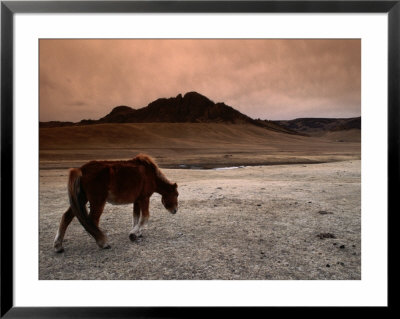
[131,153,159,170]
[131,154,172,185]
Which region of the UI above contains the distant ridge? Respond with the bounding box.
[39,121,75,128]
[273,117,361,134]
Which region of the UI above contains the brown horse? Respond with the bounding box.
[53,154,179,252]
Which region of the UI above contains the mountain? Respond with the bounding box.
[99,92,300,134]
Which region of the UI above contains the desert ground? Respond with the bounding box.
[39,123,361,280]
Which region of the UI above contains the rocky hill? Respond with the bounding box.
[98,92,252,124]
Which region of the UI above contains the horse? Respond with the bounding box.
[53,153,179,252]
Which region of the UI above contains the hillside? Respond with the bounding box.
[39,122,361,169]
[40,123,307,150]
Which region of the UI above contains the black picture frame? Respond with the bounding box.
[1,1,397,317]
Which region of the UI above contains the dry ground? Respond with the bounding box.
[39,123,360,169]
[39,160,361,280]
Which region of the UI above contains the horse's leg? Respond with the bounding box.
[129,201,141,241]
[129,198,150,241]
[53,207,75,253]
[88,201,110,249]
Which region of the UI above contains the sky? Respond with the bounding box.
[40,39,361,122]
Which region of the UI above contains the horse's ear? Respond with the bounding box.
[173,183,178,188]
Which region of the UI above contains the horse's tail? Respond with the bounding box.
[68,168,106,244]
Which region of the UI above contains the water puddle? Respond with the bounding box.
[177,164,246,170]
[214,166,245,171]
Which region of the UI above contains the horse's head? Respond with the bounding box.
[161,182,179,214]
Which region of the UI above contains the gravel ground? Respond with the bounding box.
[39,160,360,280]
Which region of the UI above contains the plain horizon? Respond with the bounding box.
[40,39,361,122]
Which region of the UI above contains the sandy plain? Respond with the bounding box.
[39,123,361,280]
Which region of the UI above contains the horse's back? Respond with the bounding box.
[80,160,152,204]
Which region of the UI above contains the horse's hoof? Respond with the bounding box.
[54,246,64,253]
[129,233,143,242]
[97,240,111,249]
[54,242,64,253]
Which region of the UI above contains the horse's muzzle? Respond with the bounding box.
[170,208,178,214]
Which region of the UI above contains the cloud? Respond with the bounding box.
[39,39,360,121]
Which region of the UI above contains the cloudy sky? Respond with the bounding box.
[40,39,360,122]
